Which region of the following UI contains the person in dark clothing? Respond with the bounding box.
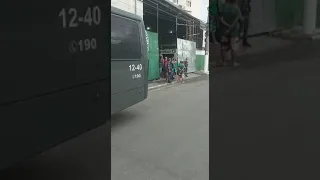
[215,0,243,67]
[238,0,251,47]
[209,0,242,67]
[159,55,164,78]
[177,61,185,83]
[184,58,188,77]
[167,58,174,83]
[162,57,169,80]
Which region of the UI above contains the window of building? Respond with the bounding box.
[173,0,178,4]
[187,1,191,7]
[111,15,141,60]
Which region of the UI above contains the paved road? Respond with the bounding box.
[0,76,209,180]
[210,40,320,180]
[0,122,111,180]
[111,76,209,180]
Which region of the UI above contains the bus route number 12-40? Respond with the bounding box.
[129,64,142,72]
[58,6,101,28]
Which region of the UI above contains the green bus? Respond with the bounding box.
[111,7,149,114]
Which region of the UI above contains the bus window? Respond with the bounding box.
[111,15,141,60]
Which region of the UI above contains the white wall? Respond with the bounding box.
[188,0,197,17]
[184,0,192,13]
[202,30,206,48]
[177,38,197,72]
[196,50,205,55]
[111,0,143,18]
[167,0,207,22]
[136,0,144,18]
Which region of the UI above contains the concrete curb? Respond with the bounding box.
[148,73,208,91]
[148,83,169,90]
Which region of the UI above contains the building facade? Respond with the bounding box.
[112,0,209,80]
[169,0,193,13]
[111,0,143,18]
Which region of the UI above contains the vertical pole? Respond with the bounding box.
[134,0,137,15]
[157,3,159,33]
[176,16,178,39]
[204,30,209,74]
[192,20,195,41]
[176,15,178,62]
[186,22,188,40]
[303,0,317,35]
[204,13,209,74]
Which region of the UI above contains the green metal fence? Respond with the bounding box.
[146,31,160,81]
[195,55,205,71]
[275,0,304,29]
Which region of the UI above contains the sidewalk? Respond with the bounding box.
[237,35,294,56]
[148,72,207,90]
[271,27,320,40]
[209,35,295,67]
[210,39,320,179]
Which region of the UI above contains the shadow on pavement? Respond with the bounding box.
[210,39,320,179]
[111,110,139,129]
[0,122,111,180]
[211,39,320,74]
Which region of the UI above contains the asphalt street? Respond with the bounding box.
[0,76,209,180]
[111,76,209,180]
[210,40,320,180]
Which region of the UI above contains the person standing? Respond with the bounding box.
[184,58,189,77]
[172,58,178,79]
[216,0,243,67]
[167,58,174,83]
[209,0,240,67]
[162,57,168,80]
[238,0,251,47]
[177,61,185,83]
[159,55,164,78]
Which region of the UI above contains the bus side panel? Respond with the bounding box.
[139,22,149,100]
[111,86,145,114]
[111,14,147,114]
[111,11,149,114]
[111,61,145,94]
[0,3,109,106]
[111,59,146,114]
[0,81,109,169]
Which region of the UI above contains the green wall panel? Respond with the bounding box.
[317,2,320,27]
[195,55,205,71]
[146,31,160,81]
[275,0,304,29]
[275,0,320,29]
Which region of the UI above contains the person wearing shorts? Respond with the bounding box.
[172,58,178,78]
[209,0,230,67]
[177,61,185,83]
[216,0,243,67]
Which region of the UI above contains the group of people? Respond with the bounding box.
[208,0,251,67]
[160,56,189,83]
